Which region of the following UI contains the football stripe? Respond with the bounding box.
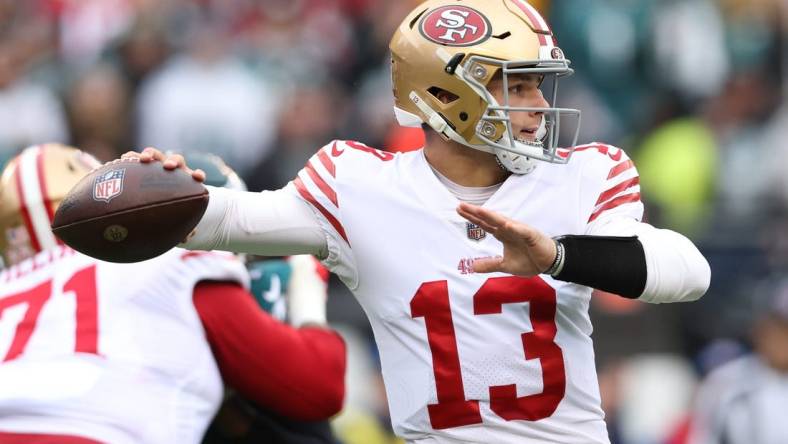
[607,160,635,179]
[595,177,640,206]
[510,0,549,45]
[293,177,349,244]
[305,161,338,207]
[318,147,336,177]
[588,193,641,223]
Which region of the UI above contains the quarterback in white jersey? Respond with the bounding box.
[129,0,710,442]
[0,145,346,444]
[289,140,650,442]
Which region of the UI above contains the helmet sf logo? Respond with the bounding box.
[420,6,491,47]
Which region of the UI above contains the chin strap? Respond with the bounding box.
[406,92,496,155]
[404,92,538,175]
[535,115,547,141]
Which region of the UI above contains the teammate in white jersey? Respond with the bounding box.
[0,144,346,444]
[124,1,710,442]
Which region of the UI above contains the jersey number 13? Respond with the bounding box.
[411,275,565,429]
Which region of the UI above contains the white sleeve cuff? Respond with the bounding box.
[638,227,711,303]
[588,218,710,303]
[287,255,328,327]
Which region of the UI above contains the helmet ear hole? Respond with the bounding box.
[427,87,459,104]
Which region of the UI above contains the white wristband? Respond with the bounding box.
[287,255,328,327]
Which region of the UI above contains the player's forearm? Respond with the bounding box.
[182,186,328,258]
[570,219,710,302]
[194,282,346,420]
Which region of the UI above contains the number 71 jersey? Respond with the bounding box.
[291,140,643,443]
[0,247,249,443]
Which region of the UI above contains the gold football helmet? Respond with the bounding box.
[0,144,100,266]
[390,0,580,174]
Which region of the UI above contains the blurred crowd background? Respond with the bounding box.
[0,0,785,443]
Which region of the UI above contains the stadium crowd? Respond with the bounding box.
[0,1,785,443]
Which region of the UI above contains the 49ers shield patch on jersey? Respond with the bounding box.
[419,5,492,47]
[466,222,486,241]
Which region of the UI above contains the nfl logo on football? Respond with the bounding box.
[93,169,125,203]
[466,222,486,241]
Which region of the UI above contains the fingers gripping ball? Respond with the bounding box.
[51,158,208,263]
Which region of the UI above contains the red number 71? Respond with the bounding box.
[0,265,99,362]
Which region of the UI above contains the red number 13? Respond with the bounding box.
[410,276,566,429]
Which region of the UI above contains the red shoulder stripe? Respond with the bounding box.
[317,149,335,177]
[595,176,640,206]
[588,193,641,223]
[607,160,635,179]
[305,161,338,207]
[293,177,349,245]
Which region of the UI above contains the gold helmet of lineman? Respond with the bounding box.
[0,144,100,266]
[390,0,580,174]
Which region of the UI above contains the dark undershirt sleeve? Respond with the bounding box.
[193,281,346,421]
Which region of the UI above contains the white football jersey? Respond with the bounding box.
[0,246,249,444]
[289,140,643,443]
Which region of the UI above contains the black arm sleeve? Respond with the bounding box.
[553,235,647,299]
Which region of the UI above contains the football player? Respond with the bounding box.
[185,153,341,444]
[0,144,346,443]
[126,0,711,442]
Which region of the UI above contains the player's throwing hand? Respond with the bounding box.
[457,202,558,277]
[121,147,206,182]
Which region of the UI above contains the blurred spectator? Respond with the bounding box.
[0,0,784,437]
[247,81,345,191]
[136,17,280,177]
[635,116,717,235]
[652,0,731,100]
[231,0,358,86]
[108,16,171,90]
[56,0,136,68]
[66,64,131,161]
[687,279,788,444]
[0,34,68,166]
[709,69,781,228]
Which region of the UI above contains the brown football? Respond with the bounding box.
[51,158,208,263]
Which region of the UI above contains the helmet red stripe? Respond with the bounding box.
[13,158,42,252]
[510,0,549,46]
[35,147,62,245]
